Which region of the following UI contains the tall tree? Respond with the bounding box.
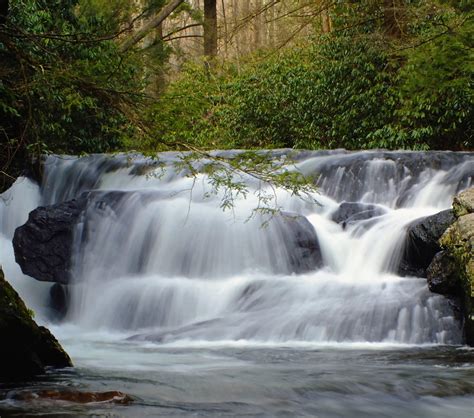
[383,0,404,38]
[204,0,217,57]
[320,0,332,34]
[120,0,184,52]
[0,0,8,24]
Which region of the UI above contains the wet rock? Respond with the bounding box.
[11,390,133,404]
[12,190,149,284]
[279,212,323,273]
[453,187,474,217]
[439,197,474,345]
[398,209,455,277]
[331,202,386,228]
[427,251,459,295]
[49,283,69,319]
[13,192,323,286]
[0,268,72,381]
[311,151,473,204]
[13,196,88,284]
[40,154,130,205]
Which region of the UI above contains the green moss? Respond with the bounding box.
[0,268,33,321]
[0,267,73,380]
[453,189,474,218]
[440,207,474,344]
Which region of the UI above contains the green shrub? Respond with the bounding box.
[397,10,473,149]
[152,3,472,152]
[0,0,143,187]
[152,35,398,151]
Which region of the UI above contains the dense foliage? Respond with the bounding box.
[389,4,474,149]
[151,0,473,151]
[0,0,148,189]
[0,0,473,191]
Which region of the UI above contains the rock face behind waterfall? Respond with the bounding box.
[12,197,88,284]
[12,193,323,285]
[398,209,455,278]
[331,202,386,229]
[13,190,141,284]
[279,213,323,273]
[429,188,474,345]
[0,268,72,380]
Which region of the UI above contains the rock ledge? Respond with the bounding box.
[0,268,72,380]
[428,187,474,345]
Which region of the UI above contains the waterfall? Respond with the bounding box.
[0,178,50,316]
[1,150,473,345]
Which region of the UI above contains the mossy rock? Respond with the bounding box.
[439,189,474,345]
[0,268,72,380]
[453,188,474,218]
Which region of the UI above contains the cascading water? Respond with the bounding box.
[0,177,49,314]
[2,150,472,346]
[2,150,474,417]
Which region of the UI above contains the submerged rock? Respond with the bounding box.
[398,209,455,277]
[0,268,72,380]
[11,389,133,405]
[331,202,386,229]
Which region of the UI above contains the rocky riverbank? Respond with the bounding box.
[429,188,474,345]
[0,267,72,381]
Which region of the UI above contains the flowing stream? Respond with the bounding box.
[0,150,473,416]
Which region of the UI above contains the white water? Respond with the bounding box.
[0,178,50,315]
[1,151,473,347]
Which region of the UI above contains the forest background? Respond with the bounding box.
[0,0,472,192]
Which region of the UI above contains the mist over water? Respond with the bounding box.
[1,150,473,416]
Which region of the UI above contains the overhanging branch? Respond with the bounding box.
[119,0,184,53]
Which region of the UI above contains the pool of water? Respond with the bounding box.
[1,336,473,417]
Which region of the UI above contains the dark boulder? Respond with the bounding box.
[427,251,460,295]
[12,196,88,284]
[13,191,323,285]
[279,212,323,273]
[0,268,72,381]
[12,190,146,284]
[49,283,70,320]
[398,209,455,277]
[331,202,386,229]
[426,250,464,321]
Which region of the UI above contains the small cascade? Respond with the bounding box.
[1,150,473,345]
[0,178,50,316]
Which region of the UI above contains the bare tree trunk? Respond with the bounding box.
[320,4,332,34]
[268,0,275,48]
[383,0,404,38]
[120,0,184,53]
[241,0,250,55]
[154,24,166,95]
[204,0,218,58]
[0,0,8,24]
[221,0,229,58]
[231,0,242,69]
[253,0,263,48]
